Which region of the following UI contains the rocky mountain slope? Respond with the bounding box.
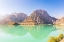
[54,17,64,26]
[21,9,56,25]
[0,12,27,25]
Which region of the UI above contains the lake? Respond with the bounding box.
[0,25,63,42]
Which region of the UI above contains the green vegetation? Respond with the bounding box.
[48,34,64,42]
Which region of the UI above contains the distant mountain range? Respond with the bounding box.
[0,9,63,25]
[0,12,27,25]
[0,14,10,20]
[54,17,64,26]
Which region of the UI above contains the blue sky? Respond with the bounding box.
[0,0,64,17]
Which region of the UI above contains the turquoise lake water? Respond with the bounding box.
[0,25,63,42]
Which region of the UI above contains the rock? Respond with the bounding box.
[21,17,36,25]
[54,17,64,26]
[9,12,27,23]
[0,12,27,25]
[21,9,56,25]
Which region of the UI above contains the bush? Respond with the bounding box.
[48,34,64,42]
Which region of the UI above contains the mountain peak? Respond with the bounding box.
[34,9,46,12]
[33,9,47,14]
[30,9,49,19]
[21,9,56,25]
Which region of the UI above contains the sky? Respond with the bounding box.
[0,0,64,18]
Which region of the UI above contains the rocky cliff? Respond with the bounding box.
[21,9,56,25]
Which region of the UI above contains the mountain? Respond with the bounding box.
[54,17,64,26]
[21,9,56,25]
[0,12,27,25]
[0,15,3,20]
[0,14,9,20]
[9,12,27,23]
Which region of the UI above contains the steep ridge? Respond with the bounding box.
[21,9,56,25]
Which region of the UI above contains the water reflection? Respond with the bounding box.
[55,25,64,30]
[0,25,27,36]
[48,30,64,37]
[0,25,56,39]
[21,25,56,39]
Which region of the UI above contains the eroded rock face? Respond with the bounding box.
[54,17,64,26]
[21,9,56,25]
[0,12,27,25]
